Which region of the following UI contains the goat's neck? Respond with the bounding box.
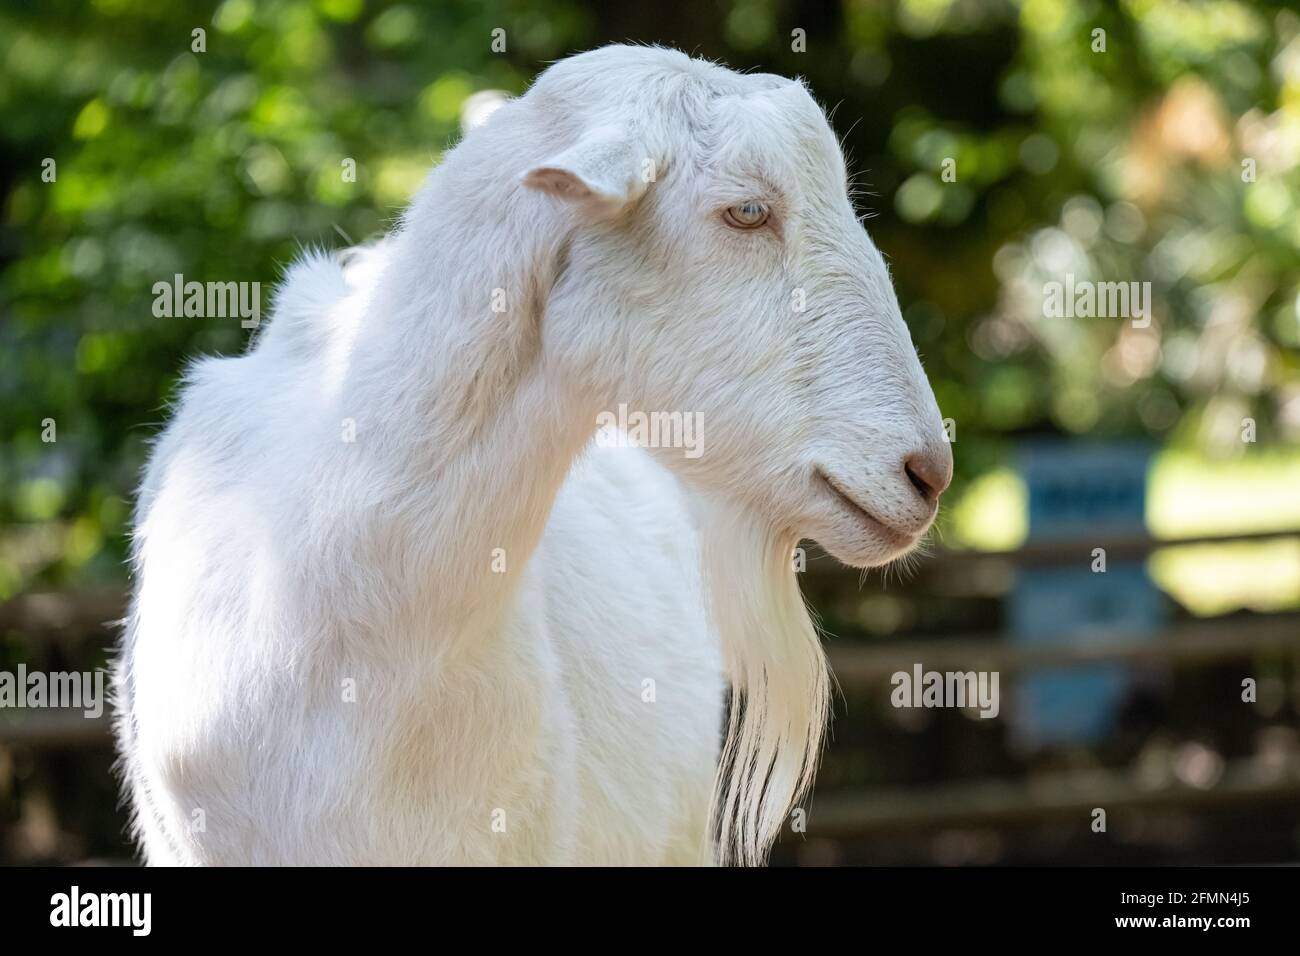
[339,161,602,629]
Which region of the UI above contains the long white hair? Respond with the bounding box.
[702,501,831,865]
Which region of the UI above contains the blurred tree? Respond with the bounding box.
[1,0,1298,599]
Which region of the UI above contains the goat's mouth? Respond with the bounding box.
[814,467,916,549]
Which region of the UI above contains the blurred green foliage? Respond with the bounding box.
[2,0,1298,599]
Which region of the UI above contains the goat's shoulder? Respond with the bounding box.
[256,245,377,357]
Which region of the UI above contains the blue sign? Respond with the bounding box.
[1009,440,1166,749]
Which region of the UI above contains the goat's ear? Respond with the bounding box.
[522,125,649,216]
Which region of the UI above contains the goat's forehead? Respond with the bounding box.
[532,46,826,132]
[530,47,846,194]
[537,44,741,88]
[703,87,845,186]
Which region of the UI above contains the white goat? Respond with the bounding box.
[114,45,951,866]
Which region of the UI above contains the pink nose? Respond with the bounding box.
[903,445,953,504]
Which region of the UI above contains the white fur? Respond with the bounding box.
[114,46,949,866]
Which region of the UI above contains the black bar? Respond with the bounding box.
[0,865,1284,941]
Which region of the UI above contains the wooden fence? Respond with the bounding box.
[3,525,1299,849]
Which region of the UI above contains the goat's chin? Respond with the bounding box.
[801,468,933,568]
[805,514,925,569]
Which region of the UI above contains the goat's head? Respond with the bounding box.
[513,45,951,569]
[486,45,951,865]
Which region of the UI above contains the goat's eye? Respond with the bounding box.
[723,201,770,230]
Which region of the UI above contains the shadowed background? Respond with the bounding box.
[1,0,1298,864]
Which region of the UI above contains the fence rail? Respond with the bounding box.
[827,613,1300,683]
[804,525,1300,577]
[3,526,1295,635]
[0,588,123,637]
[0,708,110,747]
[5,530,1294,853]
[803,759,1300,838]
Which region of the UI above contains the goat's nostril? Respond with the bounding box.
[903,450,952,504]
[904,460,930,498]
